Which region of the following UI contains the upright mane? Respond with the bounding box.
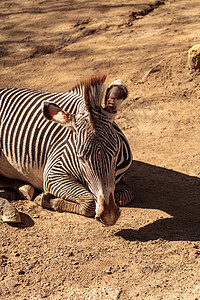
[72,74,107,130]
[84,74,107,108]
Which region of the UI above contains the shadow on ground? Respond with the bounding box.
[8,212,35,229]
[116,161,200,241]
[0,189,35,228]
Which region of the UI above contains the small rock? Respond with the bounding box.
[106,266,113,274]
[13,283,21,287]
[188,44,200,69]
[0,255,8,266]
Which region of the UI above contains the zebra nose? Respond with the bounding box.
[95,216,102,223]
[95,211,120,226]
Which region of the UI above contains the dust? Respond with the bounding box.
[0,0,200,299]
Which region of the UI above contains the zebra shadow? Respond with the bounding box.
[116,161,200,241]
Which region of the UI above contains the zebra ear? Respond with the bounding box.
[42,102,75,129]
[103,80,128,117]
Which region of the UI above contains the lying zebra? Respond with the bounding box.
[0,74,133,226]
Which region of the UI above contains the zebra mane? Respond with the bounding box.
[84,73,107,108]
[73,73,107,130]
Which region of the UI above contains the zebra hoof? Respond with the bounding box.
[34,193,54,210]
[18,185,35,201]
[2,210,21,223]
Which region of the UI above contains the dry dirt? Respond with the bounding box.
[0,0,200,299]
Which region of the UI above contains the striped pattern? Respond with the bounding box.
[0,78,132,217]
[0,87,84,170]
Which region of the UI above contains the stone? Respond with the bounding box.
[188,44,200,69]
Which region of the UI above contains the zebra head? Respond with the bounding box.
[43,74,128,226]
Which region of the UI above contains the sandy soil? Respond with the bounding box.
[0,0,200,299]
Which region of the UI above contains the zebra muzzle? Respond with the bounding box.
[95,193,121,226]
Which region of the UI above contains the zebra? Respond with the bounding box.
[0,74,133,226]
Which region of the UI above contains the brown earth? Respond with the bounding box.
[0,0,200,299]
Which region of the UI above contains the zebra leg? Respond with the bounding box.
[35,171,96,217]
[0,175,34,201]
[34,193,96,217]
[55,197,95,217]
[0,190,21,223]
[115,177,134,207]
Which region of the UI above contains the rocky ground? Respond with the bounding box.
[0,0,200,299]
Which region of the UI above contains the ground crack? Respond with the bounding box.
[128,0,166,26]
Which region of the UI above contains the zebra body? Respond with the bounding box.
[0,75,133,226]
[0,87,85,189]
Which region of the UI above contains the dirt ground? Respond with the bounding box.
[0,0,200,299]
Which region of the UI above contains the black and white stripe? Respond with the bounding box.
[0,83,132,216]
